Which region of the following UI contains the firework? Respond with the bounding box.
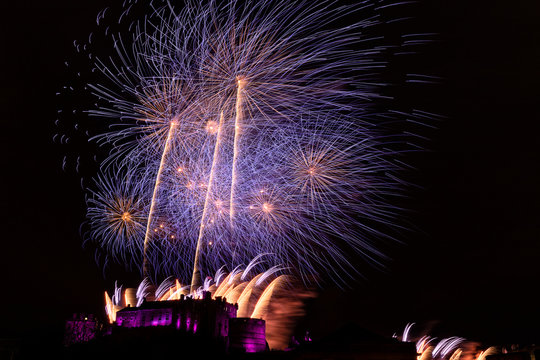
[396,323,501,360]
[59,0,423,287]
[84,166,149,267]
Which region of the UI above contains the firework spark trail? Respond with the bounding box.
[250,275,286,319]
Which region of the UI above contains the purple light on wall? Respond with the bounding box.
[116,308,174,328]
[229,318,266,353]
[244,344,258,353]
[193,320,197,333]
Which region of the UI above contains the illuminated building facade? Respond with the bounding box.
[115,291,237,340]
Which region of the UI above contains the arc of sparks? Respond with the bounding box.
[191,112,225,292]
[250,275,286,319]
[143,119,178,278]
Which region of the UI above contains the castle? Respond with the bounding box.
[65,291,267,353]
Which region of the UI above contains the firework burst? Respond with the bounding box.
[84,167,149,266]
[58,0,428,287]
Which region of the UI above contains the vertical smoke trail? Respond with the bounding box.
[143,119,178,278]
[191,112,225,292]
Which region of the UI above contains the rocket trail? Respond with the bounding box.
[191,112,225,292]
[229,78,245,227]
[143,119,178,278]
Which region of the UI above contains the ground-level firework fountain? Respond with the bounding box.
[395,323,540,360]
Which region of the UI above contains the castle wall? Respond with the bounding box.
[114,292,238,342]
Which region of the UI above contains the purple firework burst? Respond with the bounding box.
[58,0,427,286]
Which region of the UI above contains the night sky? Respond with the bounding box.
[1,0,539,349]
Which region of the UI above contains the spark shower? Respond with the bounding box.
[57,0,426,288]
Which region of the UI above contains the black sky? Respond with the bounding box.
[1,0,539,348]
